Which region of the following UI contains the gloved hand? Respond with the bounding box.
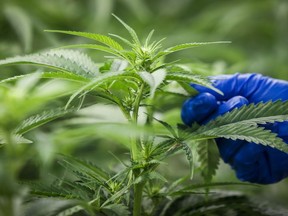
[181,73,288,184]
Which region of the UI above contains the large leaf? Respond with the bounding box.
[189,101,288,153]
[0,72,89,84]
[0,49,99,78]
[45,30,123,50]
[170,182,257,196]
[205,100,288,126]
[58,44,125,58]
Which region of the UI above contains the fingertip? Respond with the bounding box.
[216,96,249,115]
[181,92,217,125]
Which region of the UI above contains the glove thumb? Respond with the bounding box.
[181,92,217,125]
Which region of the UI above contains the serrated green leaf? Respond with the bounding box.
[24,199,82,216]
[15,107,76,135]
[166,41,231,52]
[191,101,288,153]
[66,70,139,108]
[155,41,231,60]
[207,100,288,126]
[0,49,99,78]
[197,139,220,182]
[154,118,178,138]
[60,155,110,183]
[45,30,123,50]
[0,133,32,145]
[102,203,130,216]
[65,71,123,108]
[58,44,125,58]
[180,142,194,179]
[200,125,288,152]
[0,72,89,84]
[170,182,257,196]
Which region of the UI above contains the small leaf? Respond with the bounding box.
[145,29,155,48]
[65,70,128,108]
[0,133,32,145]
[102,203,130,216]
[15,107,77,135]
[166,71,223,96]
[154,118,177,138]
[197,139,220,183]
[180,142,194,179]
[139,69,166,97]
[155,41,231,59]
[112,14,141,46]
[165,41,231,52]
[60,155,110,183]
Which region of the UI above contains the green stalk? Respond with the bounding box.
[130,83,145,216]
[133,182,145,216]
[131,83,145,161]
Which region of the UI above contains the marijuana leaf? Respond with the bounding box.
[188,100,288,153]
[0,49,99,78]
[196,139,220,182]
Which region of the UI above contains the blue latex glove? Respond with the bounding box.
[181,73,288,184]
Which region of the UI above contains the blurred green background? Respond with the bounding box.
[0,0,288,210]
[1,0,287,78]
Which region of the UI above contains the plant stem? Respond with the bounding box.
[130,83,145,216]
[133,182,145,216]
[131,83,145,161]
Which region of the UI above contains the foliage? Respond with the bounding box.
[0,15,288,216]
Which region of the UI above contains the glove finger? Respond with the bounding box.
[191,74,251,100]
[234,116,288,183]
[234,152,268,183]
[231,143,283,184]
[203,95,249,123]
[181,92,217,126]
[191,73,288,102]
[266,147,288,183]
[217,138,246,163]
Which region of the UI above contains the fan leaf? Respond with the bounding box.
[45,30,123,51]
[189,101,288,153]
[0,49,99,78]
[196,139,220,182]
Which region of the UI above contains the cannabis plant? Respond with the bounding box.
[0,15,288,216]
